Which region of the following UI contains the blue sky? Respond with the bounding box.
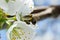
[33,0,60,6]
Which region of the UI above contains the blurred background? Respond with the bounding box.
[33,0,60,40]
[33,0,60,6]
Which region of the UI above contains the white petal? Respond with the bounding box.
[7,0,34,15]
[0,0,34,15]
[0,0,8,12]
[7,21,35,40]
[18,0,34,16]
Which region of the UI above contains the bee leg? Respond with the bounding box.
[24,20,30,24]
[31,18,36,25]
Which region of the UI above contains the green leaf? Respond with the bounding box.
[0,8,7,29]
[12,0,16,2]
[5,0,9,3]
[0,22,5,29]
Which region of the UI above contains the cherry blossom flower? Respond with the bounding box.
[7,21,36,40]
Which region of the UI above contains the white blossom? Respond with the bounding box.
[0,0,34,16]
[7,21,35,40]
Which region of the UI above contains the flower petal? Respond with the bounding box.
[7,21,35,40]
[7,0,34,15]
[0,0,8,12]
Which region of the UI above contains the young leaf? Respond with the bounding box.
[0,8,7,29]
[5,0,9,3]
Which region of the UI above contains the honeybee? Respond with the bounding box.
[23,5,60,25]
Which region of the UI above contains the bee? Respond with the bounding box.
[23,5,60,25]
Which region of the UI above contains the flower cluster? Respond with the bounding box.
[0,0,36,40]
